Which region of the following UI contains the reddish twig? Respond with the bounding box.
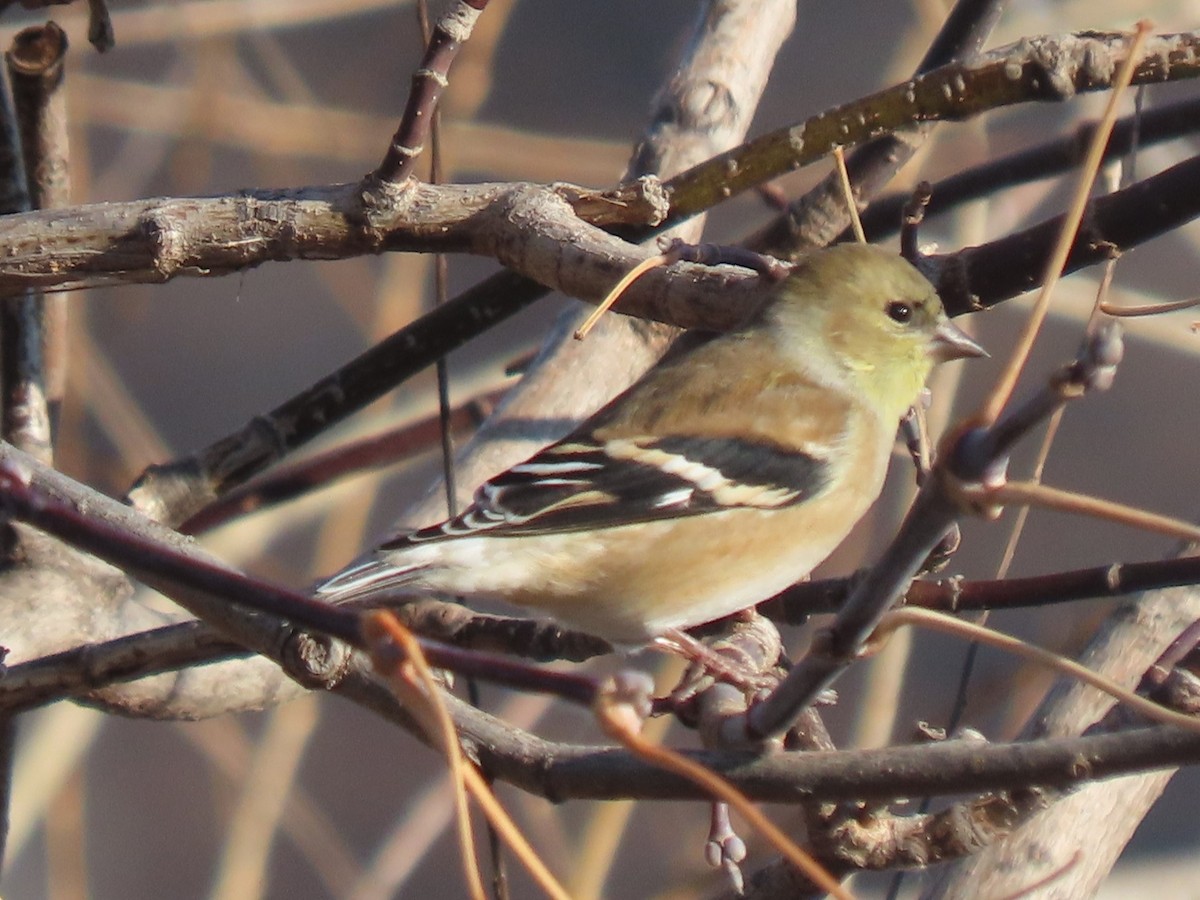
[0,451,605,707]
[179,388,503,534]
[373,0,489,185]
[764,554,1200,619]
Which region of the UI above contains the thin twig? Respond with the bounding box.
[880,608,1200,735]
[1099,295,1200,317]
[744,0,1006,255]
[179,387,503,535]
[980,480,1200,544]
[0,450,606,707]
[0,22,68,467]
[574,252,669,340]
[763,554,1200,620]
[976,22,1151,425]
[899,181,932,264]
[365,612,486,900]
[372,0,489,185]
[594,686,852,900]
[414,2,506,889]
[831,146,864,244]
[369,614,570,900]
[861,95,1200,242]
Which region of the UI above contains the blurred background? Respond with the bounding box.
[4,0,1200,897]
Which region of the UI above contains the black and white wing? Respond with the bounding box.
[383,432,831,548]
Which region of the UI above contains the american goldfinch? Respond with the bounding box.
[317,243,984,646]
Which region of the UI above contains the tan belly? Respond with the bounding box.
[453,489,871,644]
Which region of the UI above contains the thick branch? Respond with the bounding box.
[8,442,1200,810]
[663,29,1200,233]
[0,30,1195,303]
[859,94,1200,242]
[744,0,1006,256]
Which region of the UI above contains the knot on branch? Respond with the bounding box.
[1072,320,1124,392]
[280,628,353,689]
[1009,36,1084,100]
[354,174,420,232]
[126,459,209,525]
[557,176,670,228]
[139,213,189,281]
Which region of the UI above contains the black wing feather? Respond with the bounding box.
[382,434,829,546]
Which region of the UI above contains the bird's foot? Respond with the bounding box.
[654,625,780,703]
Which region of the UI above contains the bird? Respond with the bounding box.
[316,243,985,651]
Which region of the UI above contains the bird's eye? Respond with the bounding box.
[886,301,913,324]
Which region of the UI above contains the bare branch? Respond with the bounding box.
[371,0,488,186]
[746,0,1006,256]
[860,94,1200,242]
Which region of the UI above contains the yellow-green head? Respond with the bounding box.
[758,243,983,423]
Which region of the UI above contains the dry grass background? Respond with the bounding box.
[3,0,1200,897]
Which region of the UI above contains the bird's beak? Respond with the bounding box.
[930,318,987,362]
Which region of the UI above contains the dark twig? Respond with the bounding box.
[0,714,13,865]
[744,0,1006,256]
[0,598,613,716]
[861,94,1200,242]
[416,0,462,531]
[764,554,1200,619]
[179,387,502,534]
[84,0,113,52]
[413,2,501,885]
[899,181,933,264]
[660,239,791,281]
[0,39,77,869]
[743,326,1125,740]
[471,719,1200,805]
[371,0,488,186]
[0,622,248,714]
[0,447,605,707]
[1142,621,1200,697]
[0,281,49,464]
[8,23,68,210]
[3,23,69,466]
[125,271,546,526]
[8,21,69,437]
[0,30,37,877]
[0,65,28,218]
[928,152,1200,316]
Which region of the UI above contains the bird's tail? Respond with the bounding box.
[314,556,426,605]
